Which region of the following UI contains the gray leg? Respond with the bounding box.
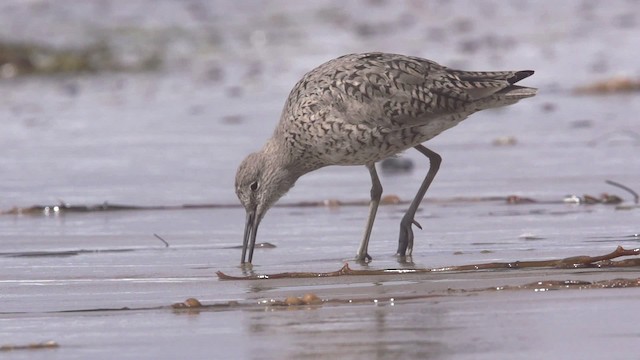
[356,163,383,262]
[396,145,442,256]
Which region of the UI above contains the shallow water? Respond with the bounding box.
[1,0,640,359]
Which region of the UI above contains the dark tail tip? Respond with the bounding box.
[509,70,534,84]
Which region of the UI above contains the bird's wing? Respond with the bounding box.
[321,53,532,129]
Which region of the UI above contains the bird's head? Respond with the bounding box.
[235,150,296,263]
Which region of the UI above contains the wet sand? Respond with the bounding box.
[2,202,639,359]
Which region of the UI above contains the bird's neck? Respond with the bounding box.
[262,138,314,180]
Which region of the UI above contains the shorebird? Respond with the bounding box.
[235,52,536,264]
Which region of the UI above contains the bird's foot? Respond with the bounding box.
[396,218,421,256]
[355,252,373,264]
[395,254,415,266]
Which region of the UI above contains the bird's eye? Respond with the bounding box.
[250,181,258,191]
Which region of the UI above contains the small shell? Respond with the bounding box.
[184,298,202,308]
[323,199,341,207]
[285,296,304,306]
[302,293,321,305]
[381,194,401,205]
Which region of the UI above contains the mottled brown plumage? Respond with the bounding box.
[235,52,536,264]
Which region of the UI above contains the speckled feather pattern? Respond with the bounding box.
[235,52,536,263]
[270,52,535,173]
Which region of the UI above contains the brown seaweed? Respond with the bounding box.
[216,246,640,280]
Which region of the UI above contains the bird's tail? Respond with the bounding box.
[452,69,537,109]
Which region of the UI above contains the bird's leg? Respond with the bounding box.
[356,164,383,262]
[396,145,442,257]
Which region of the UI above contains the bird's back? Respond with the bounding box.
[273,53,536,168]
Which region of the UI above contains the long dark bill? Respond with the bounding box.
[241,209,260,264]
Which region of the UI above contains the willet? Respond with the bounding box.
[235,52,536,264]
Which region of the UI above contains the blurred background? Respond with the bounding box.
[1,0,638,210]
[1,2,639,357]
